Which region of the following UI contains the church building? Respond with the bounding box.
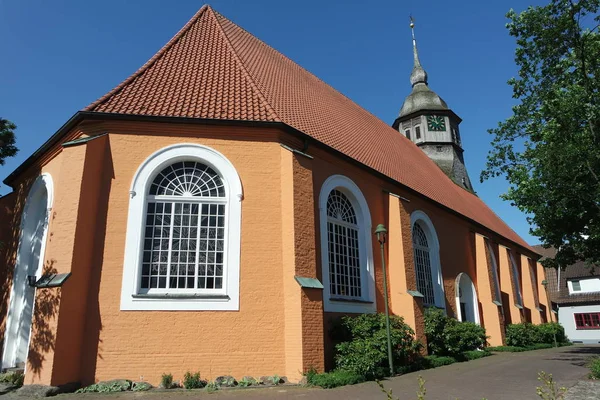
[0,5,552,387]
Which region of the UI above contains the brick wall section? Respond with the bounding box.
[292,155,324,374]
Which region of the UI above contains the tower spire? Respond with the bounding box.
[409,17,428,87]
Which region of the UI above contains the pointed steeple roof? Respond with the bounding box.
[399,19,448,117]
[84,5,532,252]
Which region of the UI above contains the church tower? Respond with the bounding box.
[392,19,474,192]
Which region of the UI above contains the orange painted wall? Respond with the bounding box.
[1,118,546,385]
[75,122,288,386]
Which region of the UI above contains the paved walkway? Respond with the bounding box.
[5,345,600,399]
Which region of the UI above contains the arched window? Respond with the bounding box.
[140,161,226,292]
[327,190,361,298]
[410,211,445,309]
[121,144,242,311]
[413,223,435,305]
[319,175,375,313]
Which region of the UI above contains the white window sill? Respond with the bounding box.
[121,293,238,311]
[323,297,376,314]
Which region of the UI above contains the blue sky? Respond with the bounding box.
[0,0,547,244]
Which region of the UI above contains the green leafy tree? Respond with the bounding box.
[482,0,600,269]
[0,118,18,166]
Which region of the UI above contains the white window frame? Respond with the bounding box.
[569,280,582,293]
[410,210,445,309]
[120,144,242,311]
[319,175,375,313]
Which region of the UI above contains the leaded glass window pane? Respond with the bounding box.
[413,223,435,305]
[141,161,226,292]
[327,190,361,298]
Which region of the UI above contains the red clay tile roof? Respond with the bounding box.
[85,5,533,252]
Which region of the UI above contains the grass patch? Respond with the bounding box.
[0,371,24,388]
[305,369,366,389]
[589,357,600,380]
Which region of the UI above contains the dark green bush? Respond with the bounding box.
[306,369,366,389]
[334,313,421,379]
[461,350,492,361]
[506,322,569,347]
[183,372,206,389]
[536,322,567,344]
[160,373,175,389]
[421,355,457,369]
[589,357,600,379]
[423,307,448,355]
[487,345,528,352]
[505,323,540,347]
[525,343,554,350]
[424,308,487,356]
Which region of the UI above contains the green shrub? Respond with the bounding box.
[160,373,175,389]
[588,357,600,379]
[306,370,366,389]
[505,323,540,347]
[334,313,421,379]
[424,308,487,356]
[537,322,567,344]
[183,372,206,389]
[0,371,24,388]
[423,307,448,355]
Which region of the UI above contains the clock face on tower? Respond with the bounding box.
[427,115,446,131]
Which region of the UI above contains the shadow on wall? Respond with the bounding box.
[28,260,61,377]
[79,136,114,385]
[0,174,39,358]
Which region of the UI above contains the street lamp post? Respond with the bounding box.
[375,223,394,376]
[541,279,557,347]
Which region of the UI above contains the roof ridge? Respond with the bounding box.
[84,4,212,112]
[210,10,281,122]
[214,11,391,130]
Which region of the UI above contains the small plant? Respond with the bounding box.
[161,373,174,389]
[270,374,281,385]
[205,381,219,392]
[0,371,24,388]
[306,369,366,389]
[132,381,152,391]
[416,376,426,400]
[183,371,206,389]
[238,376,257,387]
[377,375,426,400]
[588,356,600,379]
[76,382,130,393]
[536,371,566,400]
